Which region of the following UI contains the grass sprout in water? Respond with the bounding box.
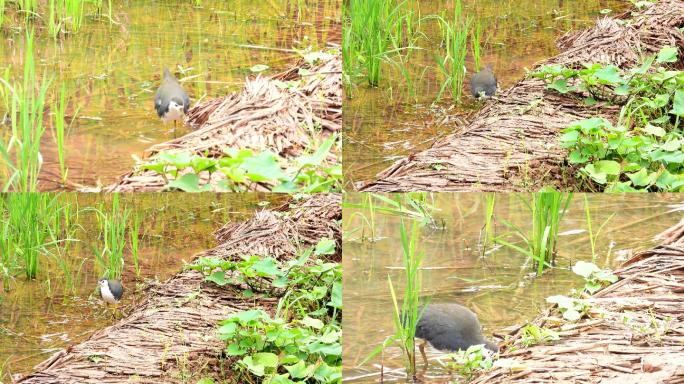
[0,30,50,192]
[496,191,572,276]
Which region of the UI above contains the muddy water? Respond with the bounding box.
[343,0,628,187]
[0,0,340,190]
[342,193,684,382]
[0,193,287,381]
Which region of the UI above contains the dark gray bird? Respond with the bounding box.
[416,303,498,364]
[470,64,498,98]
[154,68,189,133]
[98,278,124,304]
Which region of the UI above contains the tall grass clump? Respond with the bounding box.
[0,30,51,192]
[129,212,141,278]
[346,0,390,86]
[345,0,419,91]
[53,83,70,185]
[388,217,424,378]
[471,20,483,72]
[1,193,71,283]
[435,0,471,104]
[0,0,6,26]
[481,193,495,253]
[94,194,130,279]
[497,192,572,275]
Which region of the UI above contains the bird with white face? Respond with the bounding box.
[98,278,124,318]
[155,67,190,137]
[98,278,124,303]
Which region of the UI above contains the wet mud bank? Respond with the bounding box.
[15,194,341,383]
[360,0,684,192]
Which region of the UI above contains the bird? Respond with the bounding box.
[470,64,498,98]
[98,278,124,304]
[415,303,498,365]
[154,67,190,136]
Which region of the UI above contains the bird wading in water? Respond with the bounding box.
[415,303,498,366]
[155,67,189,137]
[470,64,498,99]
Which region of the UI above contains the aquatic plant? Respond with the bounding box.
[481,193,496,253]
[0,30,51,192]
[388,217,424,377]
[0,193,74,284]
[344,0,419,90]
[520,324,560,347]
[434,0,472,104]
[189,239,341,383]
[53,83,72,186]
[531,46,684,192]
[471,20,483,72]
[129,212,141,278]
[572,261,617,295]
[496,192,572,275]
[583,194,614,262]
[93,194,130,280]
[441,344,493,380]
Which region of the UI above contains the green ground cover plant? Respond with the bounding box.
[139,135,341,193]
[531,46,684,191]
[188,238,341,384]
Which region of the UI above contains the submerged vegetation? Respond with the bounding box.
[532,45,684,192]
[188,238,342,383]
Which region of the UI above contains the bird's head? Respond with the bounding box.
[98,279,109,290]
[169,98,185,114]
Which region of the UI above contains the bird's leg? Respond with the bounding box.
[173,120,177,139]
[419,339,428,368]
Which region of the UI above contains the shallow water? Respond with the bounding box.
[342,193,684,382]
[0,0,340,190]
[0,193,288,381]
[343,0,628,188]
